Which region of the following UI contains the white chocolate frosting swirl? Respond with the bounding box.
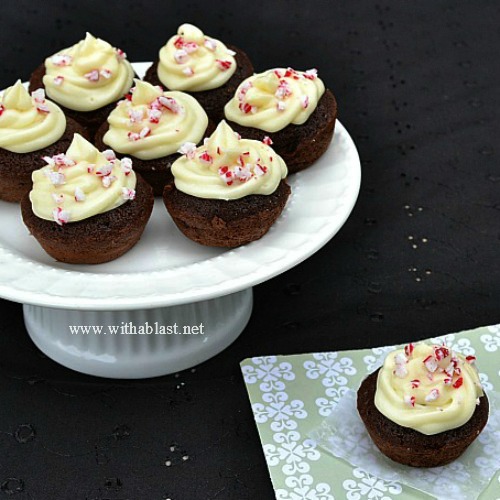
[43,33,134,112]
[375,342,484,435]
[0,81,66,153]
[103,80,208,160]
[224,67,325,133]
[157,24,237,92]
[172,120,287,200]
[30,134,136,224]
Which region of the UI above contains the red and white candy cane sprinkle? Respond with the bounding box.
[198,151,213,165]
[182,67,194,77]
[184,42,198,54]
[465,355,476,364]
[423,355,438,373]
[87,165,95,174]
[234,165,252,182]
[173,37,184,49]
[0,104,4,116]
[102,175,117,188]
[254,164,268,176]
[32,89,46,103]
[51,54,73,66]
[301,95,310,109]
[304,68,318,80]
[128,109,144,123]
[95,164,113,177]
[174,49,189,64]
[53,76,64,86]
[453,377,464,389]
[237,81,252,101]
[100,68,112,79]
[394,352,408,365]
[404,395,416,407]
[434,346,450,361]
[53,207,70,226]
[204,38,217,51]
[148,109,162,124]
[276,101,286,112]
[116,48,127,60]
[262,136,273,146]
[218,166,234,186]
[122,187,136,200]
[425,388,440,402]
[404,343,415,357]
[51,193,64,204]
[216,59,232,71]
[139,127,151,139]
[120,157,133,175]
[275,80,293,99]
[158,96,183,114]
[177,142,197,159]
[48,172,66,185]
[410,379,420,389]
[84,69,100,82]
[239,102,257,114]
[102,149,116,161]
[128,132,141,141]
[227,48,236,56]
[74,187,86,202]
[393,364,408,379]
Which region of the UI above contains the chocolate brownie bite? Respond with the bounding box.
[224,68,337,174]
[94,80,210,196]
[357,342,489,467]
[0,80,88,202]
[28,33,135,137]
[21,134,153,264]
[143,23,254,123]
[163,121,290,248]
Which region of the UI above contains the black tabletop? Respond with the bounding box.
[1,1,499,499]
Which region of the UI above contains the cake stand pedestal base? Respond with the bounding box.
[23,288,252,379]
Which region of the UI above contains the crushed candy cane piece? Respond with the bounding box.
[122,187,136,200]
[301,95,310,109]
[148,108,162,123]
[423,355,438,373]
[182,67,194,77]
[404,343,415,357]
[84,69,100,82]
[74,186,86,202]
[254,164,268,176]
[102,149,116,161]
[226,48,236,56]
[128,131,140,141]
[177,142,197,159]
[52,193,64,204]
[275,80,292,99]
[434,346,450,361]
[404,394,416,407]
[174,49,189,64]
[120,157,133,175]
[100,68,112,79]
[262,136,273,146]
[102,175,117,188]
[51,54,73,66]
[216,59,232,71]
[465,355,476,364]
[48,172,66,185]
[53,76,64,86]
[31,89,46,103]
[393,364,408,378]
[116,48,127,60]
[425,388,440,402]
[394,352,408,365]
[95,164,113,177]
[184,42,198,53]
[304,68,318,80]
[276,101,286,112]
[139,127,151,139]
[239,102,257,114]
[199,151,213,164]
[53,207,70,225]
[128,109,144,123]
[158,96,183,114]
[204,38,217,51]
[410,379,420,389]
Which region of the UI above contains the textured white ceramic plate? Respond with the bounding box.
[0,63,361,310]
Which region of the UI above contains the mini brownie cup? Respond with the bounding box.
[163,121,290,248]
[224,67,337,174]
[21,134,153,265]
[357,343,489,467]
[143,23,254,123]
[0,81,88,202]
[94,80,212,196]
[29,33,135,137]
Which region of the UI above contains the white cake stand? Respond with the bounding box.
[0,65,361,378]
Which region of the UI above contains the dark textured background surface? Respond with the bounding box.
[1,1,499,498]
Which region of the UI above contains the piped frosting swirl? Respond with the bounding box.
[224,67,325,133]
[375,342,484,435]
[172,120,287,200]
[0,81,66,153]
[43,33,134,112]
[157,24,237,92]
[30,134,136,224]
[103,80,208,160]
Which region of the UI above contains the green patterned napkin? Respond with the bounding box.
[240,325,500,499]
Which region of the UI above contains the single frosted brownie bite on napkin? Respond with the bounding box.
[21,134,153,264]
[163,120,290,248]
[94,79,210,196]
[29,33,135,136]
[144,23,254,123]
[0,80,87,202]
[357,342,489,467]
[224,67,337,174]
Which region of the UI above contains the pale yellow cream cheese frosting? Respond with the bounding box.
[224,67,325,133]
[172,120,287,200]
[375,342,484,435]
[0,81,66,153]
[43,33,134,112]
[158,23,237,92]
[103,80,208,160]
[30,134,136,224]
